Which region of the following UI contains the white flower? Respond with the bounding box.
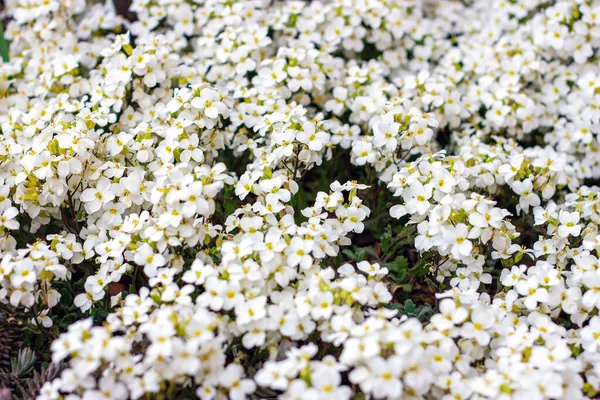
[133,243,166,277]
[236,296,267,325]
[286,237,313,269]
[311,367,350,400]
[405,181,433,215]
[557,210,581,238]
[191,88,226,119]
[0,207,19,230]
[297,122,330,151]
[80,178,115,214]
[352,141,375,166]
[219,364,256,400]
[444,224,473,260]
[181,259,213,285]
[366,356,403,398]
[10,261,36,288]
[460,307,495,346]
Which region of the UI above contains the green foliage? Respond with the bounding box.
[383,256,408,284]
[18,361,63,400]
[0,343,63,399]
[380,224,415,259]
[11,349,36,379]
[342,247,368,263]
[387,299,436,322]
[0,23,8,63]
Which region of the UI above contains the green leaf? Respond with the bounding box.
[514,249,524,263]
[404,299,416,314]
[380,225,393,254]
[417,305,435,322]
[394,268,407,283]
[59,286,73,305]
[396,256,409,270]
[385,256,408,283]
[342,247,367,262]
[355,248,366,260]
[91,307,109,323]
[0,22,8,63]
[223,186,235,216]
[59,312,81,329]
[386,303,404,311]
[409,259,429,277]
[12,348,36,378]
[342,249,356,260]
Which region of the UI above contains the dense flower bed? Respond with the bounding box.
[1,0,600,399]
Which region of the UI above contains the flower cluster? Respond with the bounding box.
[1,0,600,399]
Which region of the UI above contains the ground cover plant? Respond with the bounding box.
[1,0,600,399]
